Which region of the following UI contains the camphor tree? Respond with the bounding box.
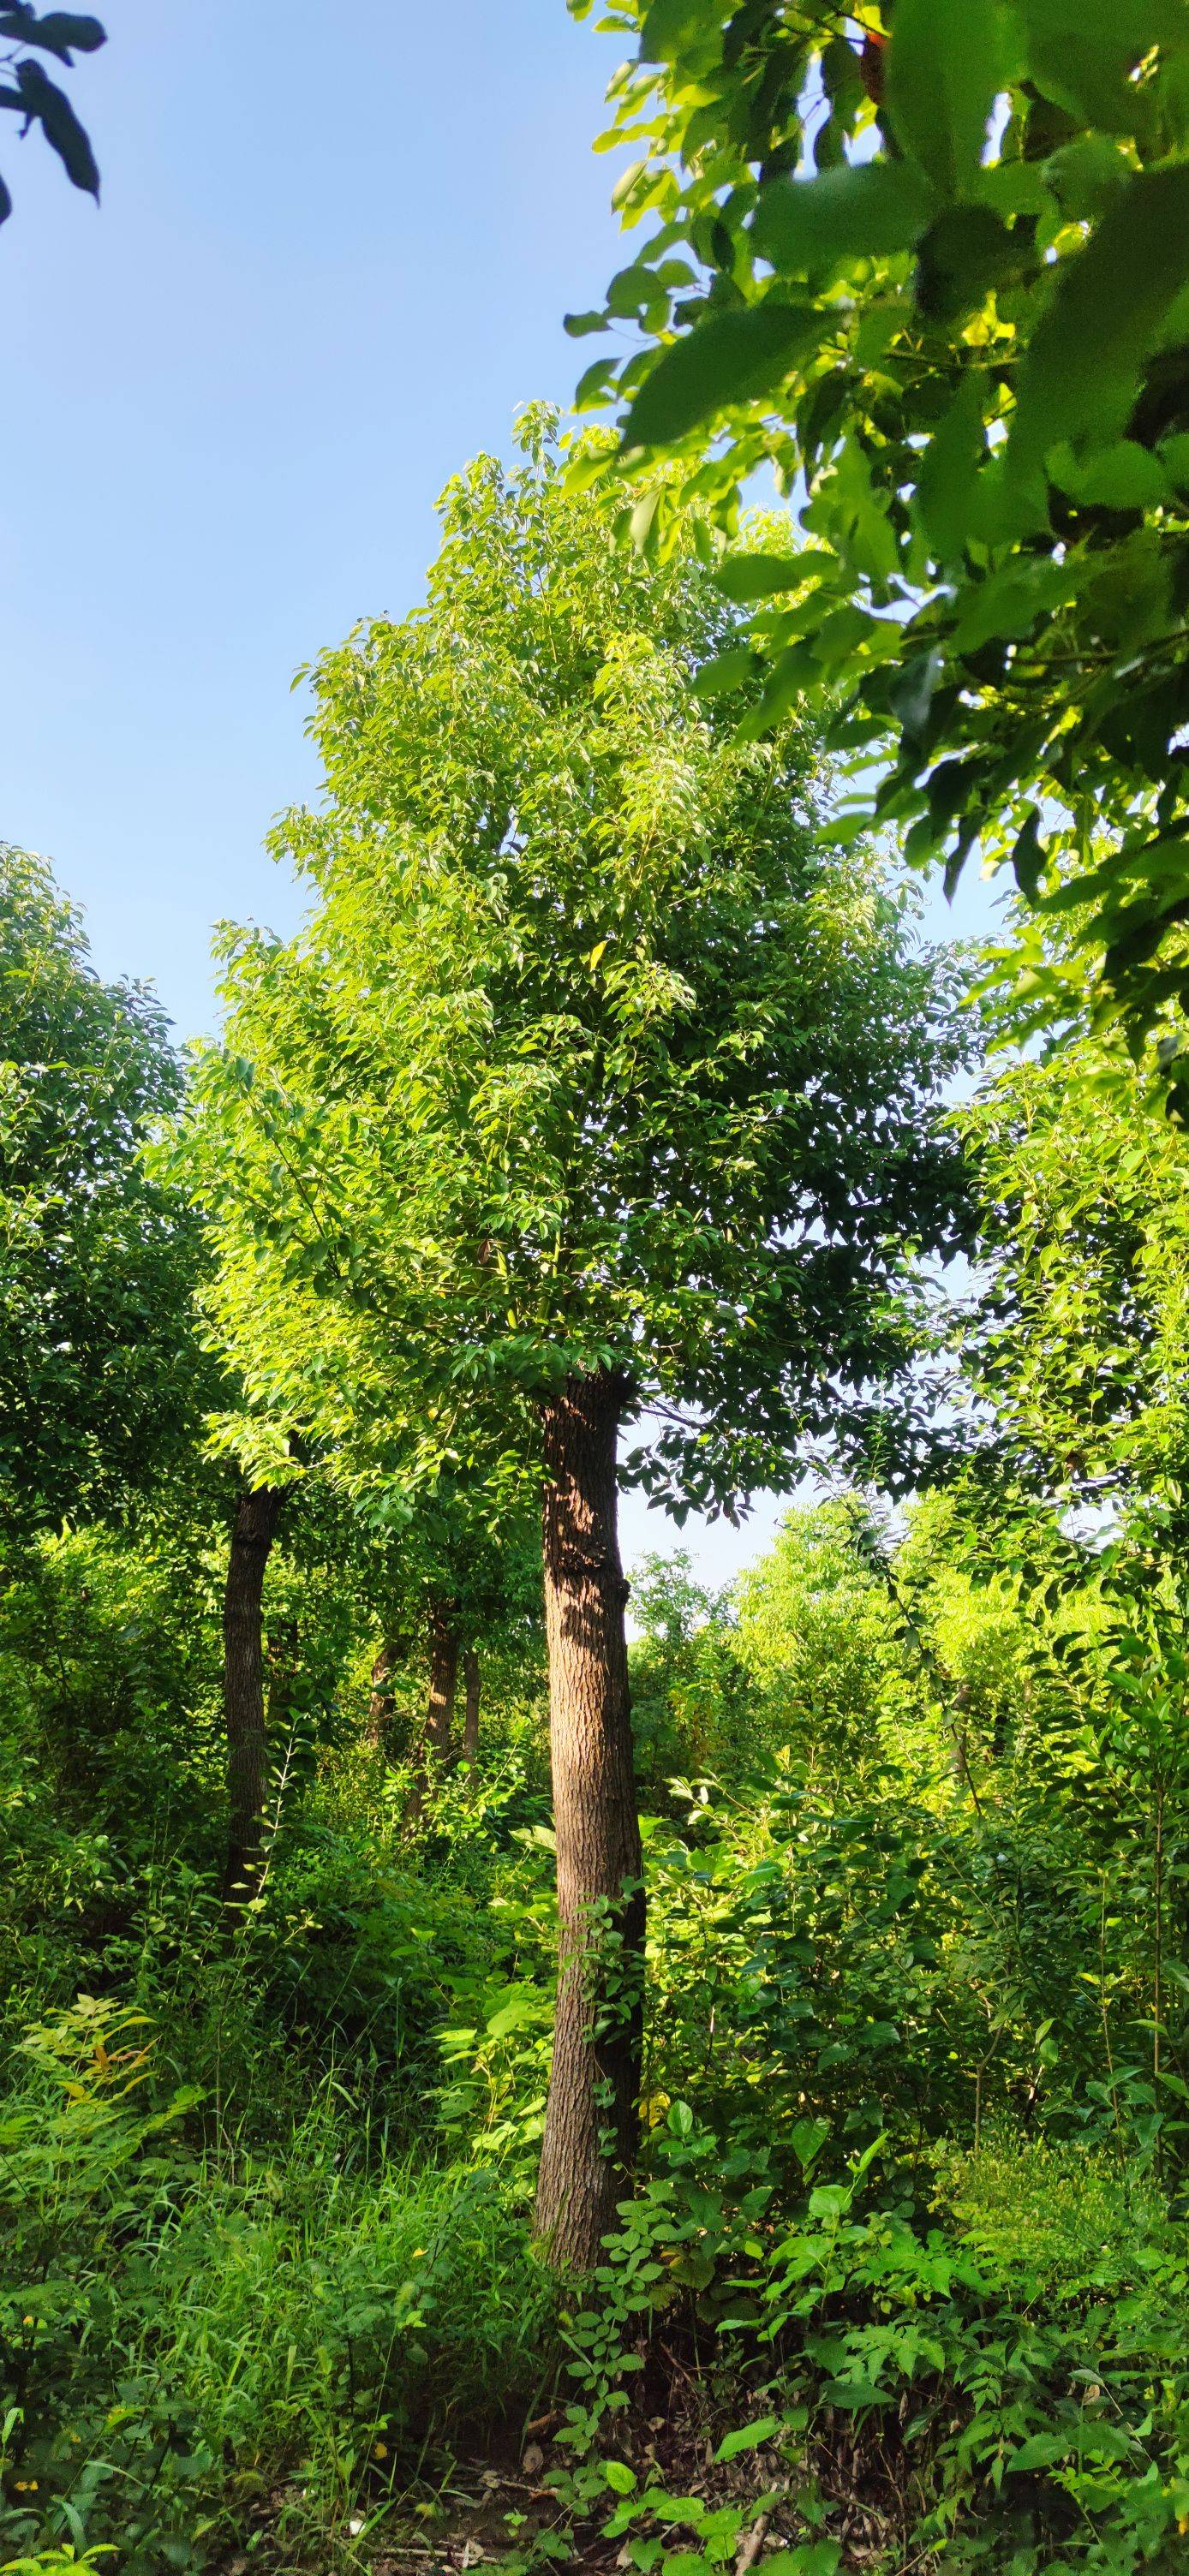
[182,409,970,2267]
[568,0,1189,1077]
[0,845,202,1555]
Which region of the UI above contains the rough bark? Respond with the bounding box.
[462,1648,481,1761]
[222,1483,284,1904]
[535,1368,643,2271]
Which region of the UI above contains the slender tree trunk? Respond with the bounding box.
[462,1648,481,1760]
[408,1597,459,1821]
[367,1630,415,1756]
[222,1483,284,1904]
[426,1595,459,1760]
[535,1368,642,2271]
[367,1640,397,1747]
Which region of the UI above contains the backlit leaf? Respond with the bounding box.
[623,301,820,448]
[1008,163,1189,483]
[751,160,935,274]
[885,0,1007,200]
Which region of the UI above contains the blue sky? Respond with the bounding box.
[3,0,1002,1583]
[3,0,636,1034]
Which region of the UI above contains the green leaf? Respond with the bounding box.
[630,488,663,555]
[716,551,820,604]
[1049,439,1169,510]
[1043,131,1134,223]
[917,373,988,564]
[1008,163,1189,484]
[666,2097,694,2137]
[885,0,1007,201]
[639,0,704,63]
[623,301,821,448]
[914,204,1019,323]
[691,646,755,698]
[762,2548,842,2576]
[1160,431,1189,490]
[751,160,935,274]
[1010,2431,1072,2471]
[604,2460,638,2495]
[952,557,1075,651]
[1018,0,1188,135]
[714,2415,783,2462]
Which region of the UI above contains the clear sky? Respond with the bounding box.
[3,0,1002,1587]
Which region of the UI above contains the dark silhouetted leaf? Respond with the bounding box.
[15,52,98,193]
[1011,808,1046,900]
[0,9,105,62]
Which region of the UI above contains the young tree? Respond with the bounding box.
[221,1479,289,1901]
[0,845,201,1554]
[184,414,970,2265]
[569,0,1189,1071]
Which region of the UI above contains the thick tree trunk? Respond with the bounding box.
[222,1483,284,1904]
[535,1368,643,2271]
[462,1649,481,1761]
[425,1596,459,1760]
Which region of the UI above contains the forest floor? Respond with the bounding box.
[221,2366,900,2576]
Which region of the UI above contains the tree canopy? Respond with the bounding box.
[569,0,1189,1077]
[182,410,971,1519]
[0,845,201,1547]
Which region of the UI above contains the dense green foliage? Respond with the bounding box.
[176,414,967,1517]
[569,0,1189,1070]
[6,404,1189,2576]
[0,851,202,1545]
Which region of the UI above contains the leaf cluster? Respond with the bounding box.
[571,0,1189,1070]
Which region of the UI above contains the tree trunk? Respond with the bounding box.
[367,1640,397,1747]
[535,1368,642,2271]
[367,1631,414,1756]
[462,1648,481,1761]
[426,1595,459,1760]
[222,1483,284,1904]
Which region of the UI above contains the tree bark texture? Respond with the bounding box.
[535,1369,643,2271]
[222,1483,284,1903]
[462,1648,481,1761]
